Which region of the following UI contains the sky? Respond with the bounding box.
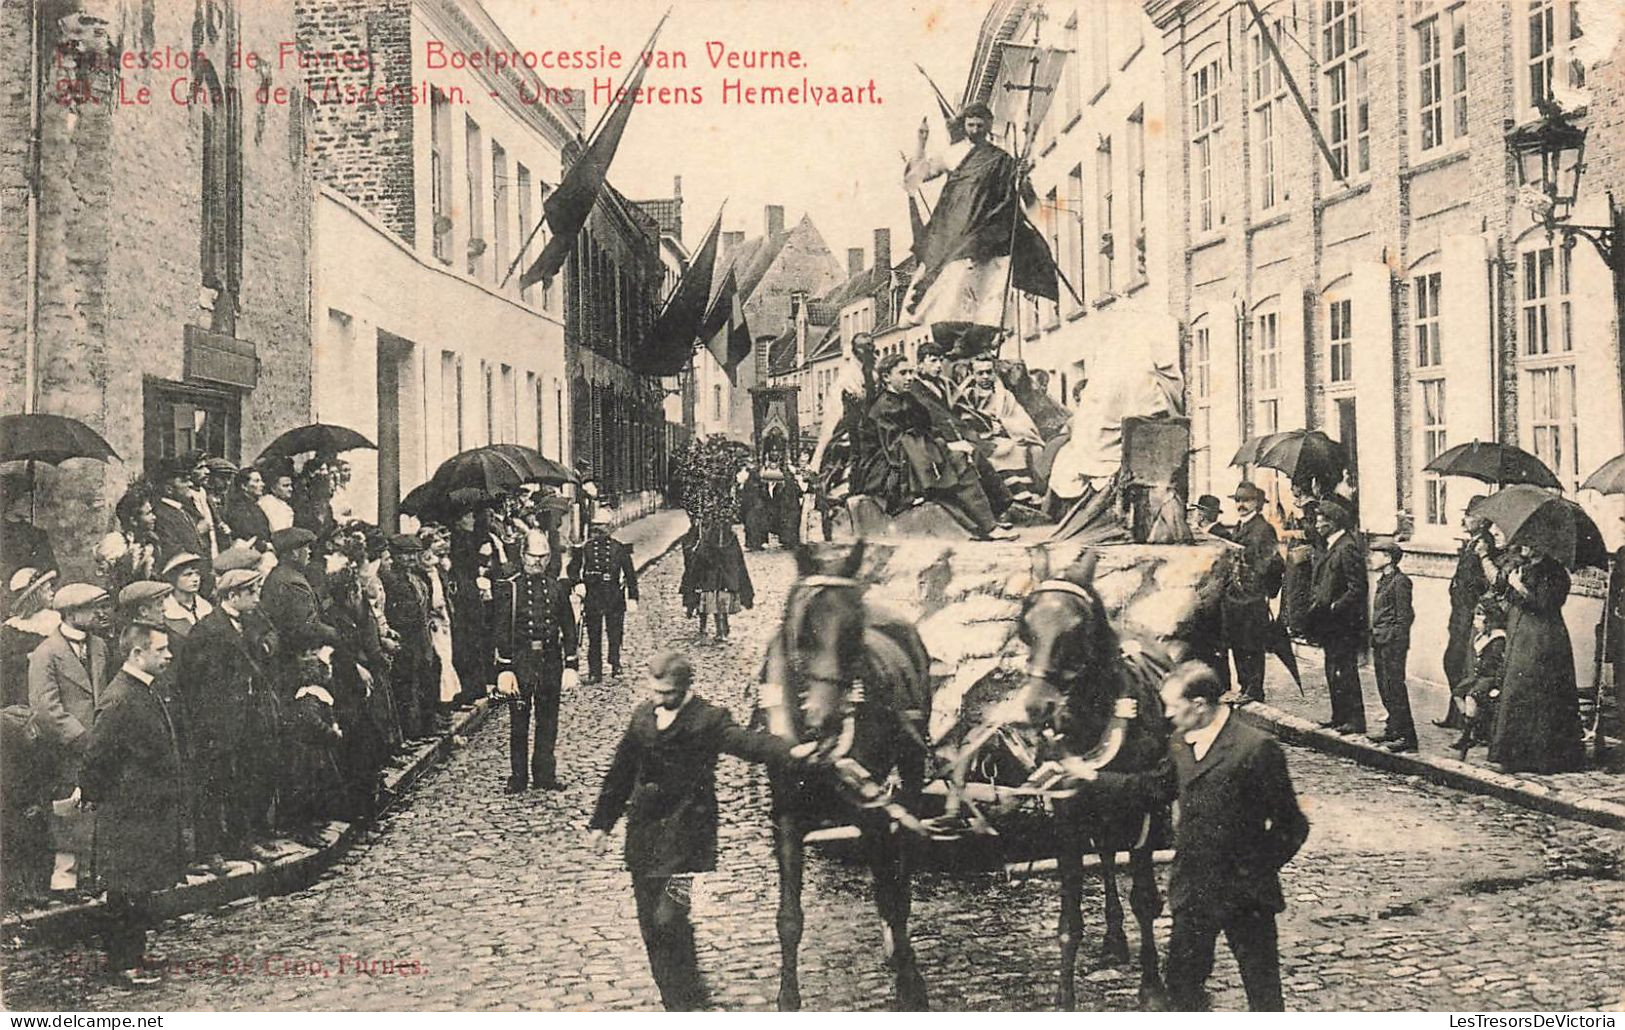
[483,0,994,266]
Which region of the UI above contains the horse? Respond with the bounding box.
[952,550,1172,1010]
[756,541,935,1011]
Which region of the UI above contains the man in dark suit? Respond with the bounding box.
[150,459,213,597]
[1068,661,1309,1010]
[1221,481,1284,702]
[261,527,337,646]
[380,534,436,741]
[173,567,266,865]
[568,509,638,683]
[909,342,1015,519]
[493,530,578,793]
[1368,535,1417,752]
[78,622,185,987]
[587,650,801,1011]
[1308,499,1368,734]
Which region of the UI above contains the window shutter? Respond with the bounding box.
[1439,234,1492,531]
[1350,260,1398,533]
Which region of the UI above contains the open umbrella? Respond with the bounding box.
[1424,440,1561,489]
[1473,484,1608,569]
[1230,433,1284,467]
[258,423,376,462]
[400,482,498,522]
[428,446,529,496]
[0,413,120,465]
[485,443,578,486]
[1253,429,1347,485]
[1580,454,1625,495]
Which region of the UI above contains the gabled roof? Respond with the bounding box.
[767,329,798,377]
[633,197,683,240]
[725,232,791,302]
[804,324,843,364]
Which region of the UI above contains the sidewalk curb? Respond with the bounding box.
[1235,703,1625,832]
[3,510,688,945]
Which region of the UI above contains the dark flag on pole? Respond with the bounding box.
[701,267,752,376]
[635,209,724,376]
[512,12,670,291]
[908,194,928,260]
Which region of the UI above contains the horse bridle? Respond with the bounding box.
[785,573,866,694]
[1021,578,1099,685]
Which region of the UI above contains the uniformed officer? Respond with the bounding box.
[568,508,639,682]
[494,530,579,793]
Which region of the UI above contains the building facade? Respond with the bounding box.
[1,0,311,573]
[1147,0,1625,683]
[300,0,577,526]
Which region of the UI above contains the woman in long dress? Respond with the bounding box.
[1488,546,1585,773]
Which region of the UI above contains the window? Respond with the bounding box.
[465,117,485,278]
[1063,12,1080,120]
[499,363,515,443]
[1323,1,1369,180]
[1091,1,1111,95]
[1420,379,1449,524]
[1328,298,1353,383]
[539,182,554,311]
[1526,0,1585,115]
[482,361,495,444]
[431,88,453,264]
[1096,138,1114,294]
[1192,325,1213,493]
[1521,245,1572,356]
[1190,58,1223,232]
[1414,272,1442,367]
[1255,309,1281,433]
[529,371,542,449]
[1251,20,1287,210]
[1045,187,1061,326]
[516,164,533,303]
[143,379,240,474]
[491,142,509,288]
[1127,109,1146,277]
[441,351,463,455]
[1415,4,1468,151]
[1527,365,1579,488]
[712,385,723,422]
[1067,164,1086,311]
[554,379,564,461]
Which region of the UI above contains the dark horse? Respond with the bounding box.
[757,542,935,1010]
[980,551,1172,1009]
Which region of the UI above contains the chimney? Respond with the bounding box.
[847,248,865,276]
[722,231,744,255]
[873,228,892,271]
[672,175,682,198]
[765,205,785,237]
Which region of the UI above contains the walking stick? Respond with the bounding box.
[1590,616,1608,764]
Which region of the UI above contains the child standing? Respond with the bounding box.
[587,650,803,1010]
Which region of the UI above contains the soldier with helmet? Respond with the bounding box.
[493,529,579,793]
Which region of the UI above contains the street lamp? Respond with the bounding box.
[1507,98,1625,449]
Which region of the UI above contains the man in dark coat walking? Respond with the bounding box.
[493,530,578,792]
[78,622,185,986]
[1221,481,1284,702]
[1440,504,1494,728]
[587,650,800,1011]
[1307,500,1368,734]
[1072,661,1308,1010]
[568,509,638,683]
[1368,536,1417,752]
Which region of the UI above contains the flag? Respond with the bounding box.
[908,194,928,259]
[989,43,1071,141]
[701,268,753,375]
[916,64,964,144]
[515,13,669,290]
[635,210,723,377]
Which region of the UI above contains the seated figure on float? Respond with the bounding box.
[951,355,1046,507]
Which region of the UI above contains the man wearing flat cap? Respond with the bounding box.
[117,580,173,636]
[174,565,269,866]
[1308,499,1368,734]
[568,509,638,683]
[27,583,111,893]
[1368,535,1417,752]
[262,527,337,647]
[1221,481,1285,703]
[381,533,437,740]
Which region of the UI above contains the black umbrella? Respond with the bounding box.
[1423,440,1561,489]
[1473,484,1608,569]
[485,444,578,486]
[400,482,497,522]
[0,413,120,465]
[1580,453,1625,496]
[1254,429,1347,484]
[428,446,529,496]
[258,423,376,462]
[1230,433,1283,467]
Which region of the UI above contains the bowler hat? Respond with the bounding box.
[53,582,107,612]
[271,527,317,553]
[1231,481,1265,503]
[1189,494,1222,516]
[216,567,261,595]
[1319,498,1353,527]
[117,580,172,609]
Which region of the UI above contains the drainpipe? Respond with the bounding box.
[1485,244,1501,441]
[23,0,43,414]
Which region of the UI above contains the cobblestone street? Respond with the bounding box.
[5,542,1625,1012]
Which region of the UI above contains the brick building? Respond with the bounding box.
[1146,0,1625,683]
[299,0,578,525]
[0,0,311,575]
